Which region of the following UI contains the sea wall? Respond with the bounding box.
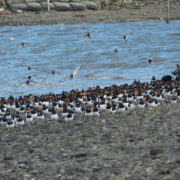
[5,0,101,12]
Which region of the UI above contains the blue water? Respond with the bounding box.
[0,21,180,98]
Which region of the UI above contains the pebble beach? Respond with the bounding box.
[0,101,180,180]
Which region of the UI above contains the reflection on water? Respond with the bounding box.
[0,21,180,98]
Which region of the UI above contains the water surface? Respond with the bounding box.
[0,21,180,98]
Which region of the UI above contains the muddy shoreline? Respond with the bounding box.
[0,1,180,26]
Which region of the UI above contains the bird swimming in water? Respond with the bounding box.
[114,48,118,53]
[27,66,40,72]
[19,76,38,85]
[148,59,152,63]
[123,35,127,41]
[47,70,61,76]
[16,43,29,51]
[86,32,91,38]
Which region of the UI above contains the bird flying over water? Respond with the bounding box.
[70,65,81,79]
[59,65,81,82]
[81,32,92,48]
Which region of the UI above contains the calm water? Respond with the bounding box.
[0,21,180,98]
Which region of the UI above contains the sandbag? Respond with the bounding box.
[82,1,97,10]
[70,2,86,10]
[8,3,29,11]
[41,2,55,9]
[26,2,42,10]
[53,2,72,11]
[86,0,101,9]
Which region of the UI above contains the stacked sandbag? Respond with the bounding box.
[41,2,55,10]
[53,2,72,11]
[69,2,86,11]
[5,0,99,12]
[82,1,98,10]
[7,0,27,12]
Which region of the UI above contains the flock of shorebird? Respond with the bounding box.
[1,32,179,129]
[0,69,180,128]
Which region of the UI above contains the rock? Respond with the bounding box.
[70,3,86,11]
[159,169,171,175]
[8,3,29,12]
[16,9,23,13]
[82,2,97,10]
[150,148,164,158]
[11,160,18,166]
[0,8,11,14]
[26,2,42,11]
[4,155,14,161]
[41,2,55,10]
[23,173,31,178]
[60,168,65,174]
[53,2,72,11]
[18,163,26,168]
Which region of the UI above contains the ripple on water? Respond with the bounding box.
[0,21,180,97]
